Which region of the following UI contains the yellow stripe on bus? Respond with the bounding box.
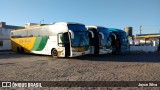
[11,37,36,53]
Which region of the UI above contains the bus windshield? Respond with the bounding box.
[98,28,110,46]
[68,24,89,47]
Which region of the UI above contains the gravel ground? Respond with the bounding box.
[0,52,160,90]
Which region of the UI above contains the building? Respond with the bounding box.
[135,34,160,46]
[0,22,24,50]
[129,33,160,52]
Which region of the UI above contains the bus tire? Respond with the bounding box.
[51,49,58,58]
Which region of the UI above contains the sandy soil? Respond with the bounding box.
[0,52,160,90]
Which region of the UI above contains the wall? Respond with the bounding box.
[0,27,12,50]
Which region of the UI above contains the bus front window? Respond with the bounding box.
[98,28,110,47]
[68,24,89,47]
[71,31,89,47]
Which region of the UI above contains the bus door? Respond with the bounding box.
[88,29,99,55]
[88,30,94,54]
[63,32,71,57]
[93,29,99,55]
[58,32,70,57]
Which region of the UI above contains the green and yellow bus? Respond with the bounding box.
[10,22,90,57]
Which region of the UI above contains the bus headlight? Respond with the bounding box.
[72,48,76,52]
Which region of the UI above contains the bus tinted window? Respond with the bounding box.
[11,30,27,38]
[68,24,89,47]
[98,28,110,34]
[58,33,64,47]
[68,24,86,31]
[72,32,89,47]
[11,26,57,38]
[58,33,70,47]
[98,28,110,47]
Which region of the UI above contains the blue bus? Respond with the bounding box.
[108,28,129,54]
[87,26,112,55]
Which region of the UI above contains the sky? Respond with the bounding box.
[0,0,160,35]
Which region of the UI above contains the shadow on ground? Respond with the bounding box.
[67,52,160,62]
[1,51,160,62]
[0,52,52,59]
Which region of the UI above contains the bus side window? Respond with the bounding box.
[58,33,64,47]
[58,33,69,47]
[29,34,33,37]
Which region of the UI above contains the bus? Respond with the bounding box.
[10,22,90,57]
[86,26,112,55]
[108,28,129,53]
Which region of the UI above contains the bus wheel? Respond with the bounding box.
[51,49,58,58]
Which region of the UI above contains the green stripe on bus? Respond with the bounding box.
[32,37,42,51]
[37,36,49,51]
[32,36,49,51]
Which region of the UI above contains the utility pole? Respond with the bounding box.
[140,25,142,34]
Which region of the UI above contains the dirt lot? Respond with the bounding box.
[0,51,160,90]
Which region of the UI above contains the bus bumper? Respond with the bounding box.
[71,50,90,57]
[99,49,112,54]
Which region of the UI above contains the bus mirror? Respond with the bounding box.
[69,30,74,39]
[99,32,104,39]
[88,31,94,38]
[112,33,117,40]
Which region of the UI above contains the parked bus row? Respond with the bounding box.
[10,22,129,58]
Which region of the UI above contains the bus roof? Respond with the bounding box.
[12,22,85,32]
[53,22,85,26]
[108,28,125,33]
[86,26,107,29]
[12,24,49,31]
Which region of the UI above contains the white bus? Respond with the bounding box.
[86,26,112,55]
[10,22,90,57]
